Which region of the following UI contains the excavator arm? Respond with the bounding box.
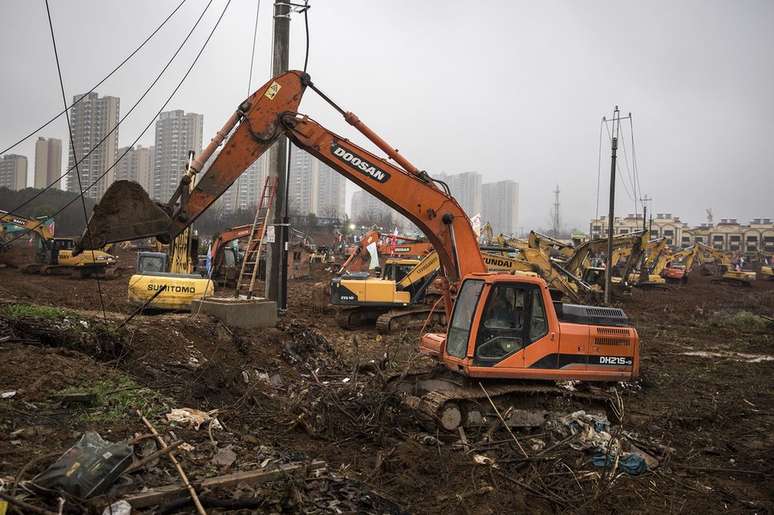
[528,230,574,259]
[1,211,54,241]
[76,71,485,310]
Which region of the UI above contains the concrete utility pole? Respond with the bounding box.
[265,0,291,310]
[640,194,652,232]
[604,106,621,306]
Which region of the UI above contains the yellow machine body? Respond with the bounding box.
[128,273,214,310]
[128,251,213,310]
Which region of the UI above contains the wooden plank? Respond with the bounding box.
[118,460,326,509]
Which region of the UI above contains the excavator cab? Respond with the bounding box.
[422,274,638,382]
[381,258,421,283]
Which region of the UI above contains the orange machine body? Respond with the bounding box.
[420,273,639,382]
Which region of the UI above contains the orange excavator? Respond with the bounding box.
[339,230,432,274]
[75,71,639,430]
[207,224,260,286]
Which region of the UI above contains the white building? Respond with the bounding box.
[220,156,269,213]
[351,188,391,222]
[152,110,203,202]
[436,171,482,218]
[34,137,62,189]
[115,145,154,193]
[288,149,345,217]
[589,213,774,254]
[0,154,27,190]
[66,92,120,199]
[482,180,519,235]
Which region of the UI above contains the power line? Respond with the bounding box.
[44,0,107,321]
[595,117,604,218]
[246,0,262,96]
[629,116,642,206]
[3,0,215,219]
[0,0,187,156]
[603,120,634,202]
[2,0,233,252]
[617,123,637,213]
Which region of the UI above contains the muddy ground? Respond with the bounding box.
[0,260,772,514]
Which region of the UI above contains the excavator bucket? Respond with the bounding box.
[74,181,173,253]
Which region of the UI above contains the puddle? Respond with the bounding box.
[681,351,774,363]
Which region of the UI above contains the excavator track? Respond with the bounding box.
[336,307,381,330]
[375,306,445,334]
[336,304,444,334]
[389,368,615,432]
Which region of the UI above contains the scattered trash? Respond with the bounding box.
[165,407,223,430]
[592,452,648,475]
[473,454,498,467]
[211,445,237,469]
[1,390,16,399]
[102,500,132,515]
[33,432,133,498]
[411,433,443,446]
[555,410,659,475]
[179,442,195,452]
[528,438,546,452]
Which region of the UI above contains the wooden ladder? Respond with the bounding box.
[234,176,278,299]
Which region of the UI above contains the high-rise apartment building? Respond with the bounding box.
[482,180,519,235]
[116,145,154,192]
[152,110,203,202]
[317,162,346,218]
[220,156,269,213]
[0,154,28,190]
[436,172,482,217]
[288,150,319,216]
[351,188,392,222]
[66,92,120,199]
[34,137,62,189]
[286,149,346,217]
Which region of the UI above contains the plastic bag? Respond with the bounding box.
[33,432,133,498]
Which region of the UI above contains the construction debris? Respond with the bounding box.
[0,266,771,513]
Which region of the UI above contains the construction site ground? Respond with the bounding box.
[0,254,772,513]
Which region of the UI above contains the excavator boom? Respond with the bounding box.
[76,71,307,250]
[76,71,484,312]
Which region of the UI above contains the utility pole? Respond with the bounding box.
[553,186,560,235]
[604,106,621,305]
[265,0,291,311]
[640,194,651,232]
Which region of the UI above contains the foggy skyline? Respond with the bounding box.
[1,0,772,231]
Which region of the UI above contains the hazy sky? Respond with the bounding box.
[1,0,772,231]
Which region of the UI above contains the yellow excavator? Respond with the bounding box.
[526,231,575,260]
[631,238,668,287]
[127,156,214,310]
[562,231,650,292]
[1,210,118,278]
[696,243,756,286]
[333,244,593,333]
[661,245,700,283]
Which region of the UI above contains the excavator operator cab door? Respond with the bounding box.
[444,278,554,372]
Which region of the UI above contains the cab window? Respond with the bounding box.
[139,255,165,273]
[475,284,527,362]
[223,248,236,267]
[474,284,549,363]
[528,288,548,341]
[446,279,484,358]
